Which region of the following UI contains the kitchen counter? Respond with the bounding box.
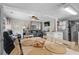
[46,32,63,42]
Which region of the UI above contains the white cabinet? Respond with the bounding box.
[53,32,63,40]
[46,32,63,41]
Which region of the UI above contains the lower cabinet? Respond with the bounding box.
[46,32,63,41]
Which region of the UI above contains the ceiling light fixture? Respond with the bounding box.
[32,16,39,21]
[64,7,78,15]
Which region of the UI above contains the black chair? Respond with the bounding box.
[3,31,15,54]
[38,30,43,38]
[8,30,13,35]
[17,34,23,55]
[29,30,44,38]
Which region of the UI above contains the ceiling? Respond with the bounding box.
[1,3,79,20]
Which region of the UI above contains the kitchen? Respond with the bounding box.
[0,3,79,55]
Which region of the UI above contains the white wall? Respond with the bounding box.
[41,17,56,32]
[0,5,4,55]
[0,5,1,54]
[9,15,56,34]
[10,19,30,36]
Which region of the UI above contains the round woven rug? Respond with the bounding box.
[27,47,52,55]
[44,41,66,54]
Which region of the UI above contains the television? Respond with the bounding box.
[44,21,50,26]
